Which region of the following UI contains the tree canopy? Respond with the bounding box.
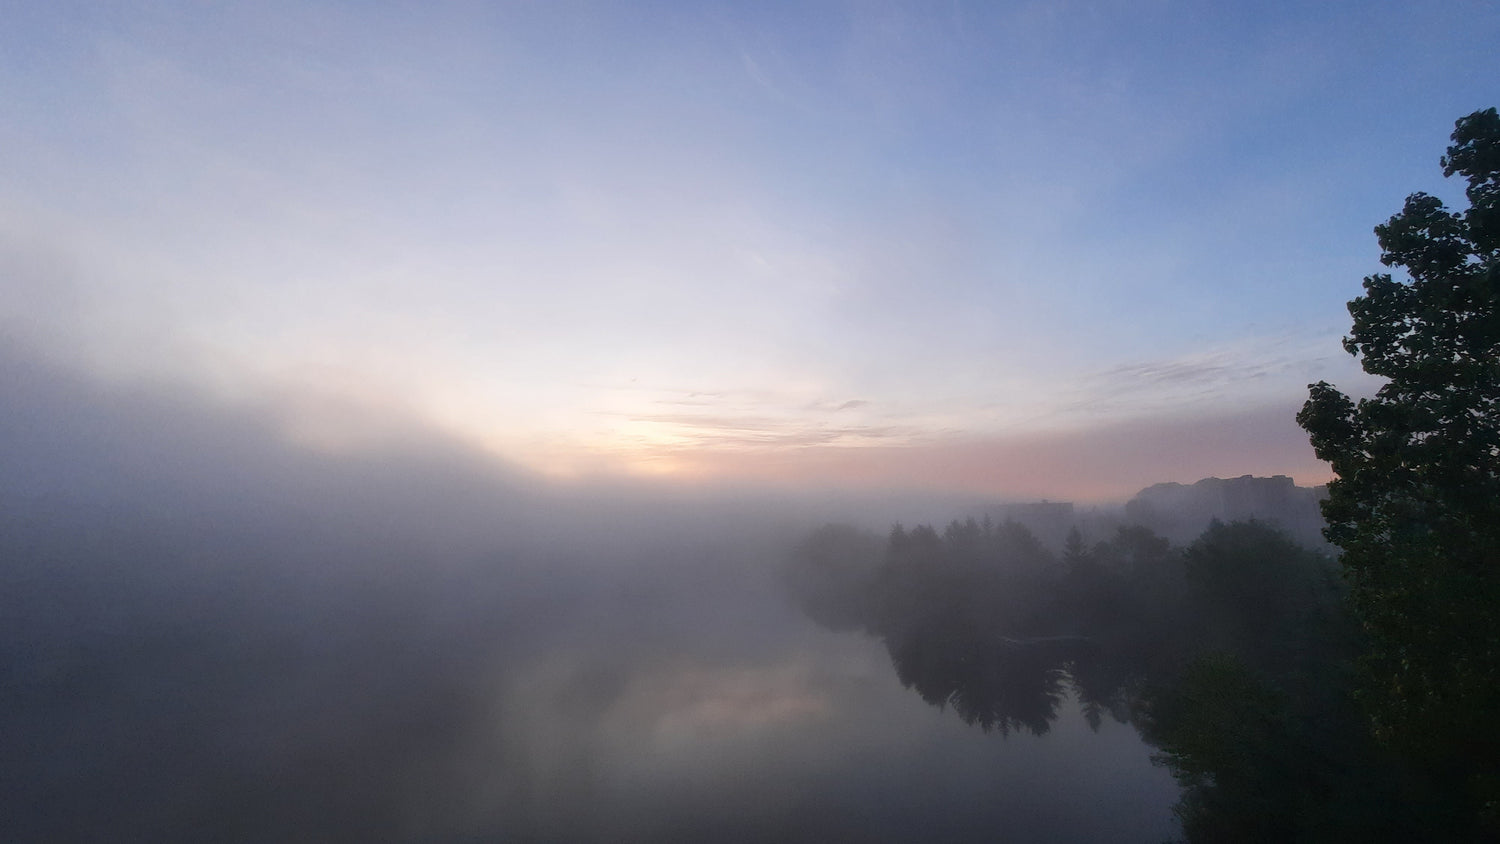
[1298,107,1500,818]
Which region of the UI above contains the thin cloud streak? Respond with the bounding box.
[639,401,1332,503]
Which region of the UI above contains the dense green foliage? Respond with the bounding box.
[1298,108,1500,821]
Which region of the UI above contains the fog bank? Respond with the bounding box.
[2,341,1177,842]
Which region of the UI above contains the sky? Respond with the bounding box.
[2,0,1496,501]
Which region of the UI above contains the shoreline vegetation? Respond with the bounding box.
[783,487,1484,840]
[788,108,1500,842]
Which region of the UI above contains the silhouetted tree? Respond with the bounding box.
[1182,520,1344,680]
[1298,107,1500,820]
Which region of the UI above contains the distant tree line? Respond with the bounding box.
[784,516,1482,841]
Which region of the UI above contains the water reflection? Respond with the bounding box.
[2,352,1180,842]
[786,516,1480,841]
[886,628,1075,737]
[4,523,1181,843]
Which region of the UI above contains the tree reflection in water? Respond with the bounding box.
[790,518,1154,739]
[887,623,1084,736]
[785,517,1483,841]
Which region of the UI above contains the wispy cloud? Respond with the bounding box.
[624,413,930,450]
[640,399,1332,502]
[1036,331,1370,427]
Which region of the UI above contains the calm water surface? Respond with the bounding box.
[5,526,1180,843]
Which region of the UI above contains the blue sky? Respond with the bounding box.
[2,1,1496,499]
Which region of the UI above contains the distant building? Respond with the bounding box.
[1124,475,1329,548]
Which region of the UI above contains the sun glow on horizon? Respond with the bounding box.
[2,1,1486,499]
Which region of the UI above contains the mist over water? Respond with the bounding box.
[5,4,1497,839]
[2,344,1178,843]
